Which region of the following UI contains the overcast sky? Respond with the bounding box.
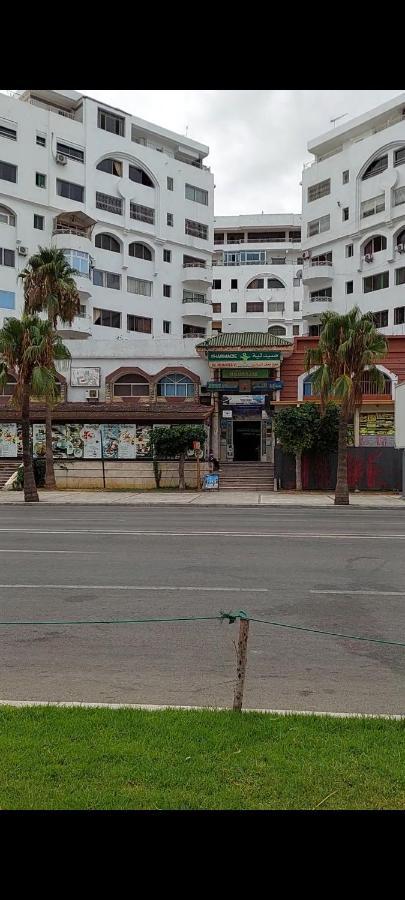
[80,90,401,215]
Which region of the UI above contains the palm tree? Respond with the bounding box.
[19,247,80,489]
[0,316,71,502]
[305,307,388,505]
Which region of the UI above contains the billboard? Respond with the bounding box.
[395,382,405,449]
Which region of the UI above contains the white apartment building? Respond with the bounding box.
[212,215,303,339]
[302,92,405,336]
[0,89,214,402]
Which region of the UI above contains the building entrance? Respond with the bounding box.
[233,421,261,461]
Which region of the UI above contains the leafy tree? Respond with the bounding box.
[275,403,338,491]
[0,316,70,502]
[20,247,80,489]
[150,425,206,490]
[305,307,387,505]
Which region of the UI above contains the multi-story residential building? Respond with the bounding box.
[212,215,303,339]
[301,92,405,336]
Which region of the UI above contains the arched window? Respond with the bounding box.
[268,325,286,336]
[113,374,149,398]
[0,374,16,396]
[362,154,388,180]
[247,278,264,289]
[0,205,15,226]
[267,277,285,289]
[95,233,121,253]
[303,372,318,397]
[157,374,194,398]
[96,158,122,177]
[364,235,387,256]
[129,242,152,261]
[396,229,405,246]
[128,165,154,187]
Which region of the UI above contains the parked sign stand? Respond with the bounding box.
[203,473,219,490]
[193,441,201,490]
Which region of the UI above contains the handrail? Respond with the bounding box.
[304,259,333,268]
[183,262,207,269]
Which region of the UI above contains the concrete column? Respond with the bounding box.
[402,450,405,500]
[212,395,220,458]
[354,409,360,447]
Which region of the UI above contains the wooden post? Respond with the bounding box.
[196,449,201,490]
[233,617,250,711]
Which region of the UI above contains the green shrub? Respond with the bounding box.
[12,458,46,491]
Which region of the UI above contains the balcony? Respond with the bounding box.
[303,296,333,316]
[52,212,96,248]
[182,297,212,319]
[57,314,92,340]
[302,260,334,285]
[182,262,212,286]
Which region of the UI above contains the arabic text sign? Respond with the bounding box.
[222,368,270,379]
[70,367,100,387]
[222,395,266,407]
[208,351,281,368]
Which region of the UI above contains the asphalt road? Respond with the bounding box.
[0,505,404,714]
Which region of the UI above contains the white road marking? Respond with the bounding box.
[0,528,403,539]
[312,589,405,597]
[0,550,97,554]
[0,584,268,592]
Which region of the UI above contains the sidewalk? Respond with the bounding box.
[0,489,403,507]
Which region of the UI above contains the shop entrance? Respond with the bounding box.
[233,421,261,461]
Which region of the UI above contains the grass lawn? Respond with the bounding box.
[0,706,404,810]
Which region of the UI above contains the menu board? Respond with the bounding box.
[135,426,151,458]
[31,422,153,459]
[359,412,395,447]
[0,423,19,457]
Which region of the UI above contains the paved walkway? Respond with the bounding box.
[0,489,403,507]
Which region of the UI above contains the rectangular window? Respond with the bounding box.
[293,277,301,287]
[395,267,405,286]
[394,187,405,207]
[0,248,15,267]
[346,280,354,294]
[212,279,221,289]
[185,219,208,240]
[98,108,125,137]
[127,276,152,296]
[163,284,171,298]
[361,195,385,218]
[363,271,389,293]
[130,203,154,224]
[214,232,224,244]
[127,314,152,334]
[57,179,84,202]
[343,170,349,184]
[36,134,46,147]
[310,287,332,301]
[167,213,173,227]
[163,249,172,263]
[293,301,300,311]
[309,324,322,337]
[185,184,209,205]
[271,257,286,265]
[96,191,122,215]
[293,325,300,335]
[346,243,354,258]
[56,142,84,163]
[97,158,122,177]
[183,290,206,303]
[394,148,405,168]
[34,214,44,230]
[0,160,17,183]
[36,172,46,188]
[342,207,349,221]
[231,302,237,312]
[289,231,301,242]
[63,249,90,276]
[394,306,405,325]
[231,279,238,289]
[307,178,331,202]
[93,269,121,290]
[212,303,221,313]
[167,177,173,191]
[246,302,264,312]
[93,308,121,328]
[0,289,15,309]
[0,124,16,141]
[268,302,285,312]
[371,310,388,328]
[163,320,171,334]
[307,214,330,237]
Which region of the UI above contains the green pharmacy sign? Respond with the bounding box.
[208,350,281,366]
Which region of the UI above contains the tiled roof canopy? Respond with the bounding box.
[197,331,293,349]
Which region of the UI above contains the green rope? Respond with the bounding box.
[249,617,405,648]
[0,614,223,627]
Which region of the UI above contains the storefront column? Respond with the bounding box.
[354,409,360,447]
[212,394,220,458]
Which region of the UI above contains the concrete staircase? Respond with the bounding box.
[0,461,20,489]
[218,462,275,491]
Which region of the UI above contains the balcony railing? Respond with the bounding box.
[308,296,332,302]
[214,237,301,246]
[28,98,77,120]
[360,379,392,396]
[52,224,90,237]
[183,261,207,269]
[183,332,207,338]
[182,296,209,304]
[305,259,333,268]
[131,134,210,171]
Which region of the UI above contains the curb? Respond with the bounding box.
[0,501,402,510]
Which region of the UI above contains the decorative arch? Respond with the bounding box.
[268,325,286,336]
[358,140,405,182]
[267,276,286,289]
[105,367,152,401]
[361,152,388,181]
[297,364,397,401]
[128,241,154,261]
[0,204,16,226]
[95,153,158,190]
[246,275,266,290]
[94,232,122,253]
[152,366,200,385]
[153,367,200,399]
[360,233,387,256]
[393,225,405,247]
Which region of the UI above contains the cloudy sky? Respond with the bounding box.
[82,90,401,215]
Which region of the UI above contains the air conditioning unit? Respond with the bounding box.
[17,245,28,256]
[302,250,311,259]
[56,153,67,165]
[365,253,373,263]
[85,389,99,401]
[397,243,405,253]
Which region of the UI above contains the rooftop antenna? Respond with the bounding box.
[185,124,189,137]
[330,113,348,128]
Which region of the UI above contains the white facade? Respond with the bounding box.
[0,89,214,398]
[302,92,405,336]
[212,214,303,339]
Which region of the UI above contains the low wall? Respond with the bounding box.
[275,447,402,492]
[53,459,210,490]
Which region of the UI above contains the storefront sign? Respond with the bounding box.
[252,380,283,391]
[207,382,239,392]
[32,423,153,460]
[203,473,219,491]
[0,423,19,458]
[70,367,101,387]
[223,368,270,379]
[222,410,233,418]
[208,351,281,367]
[223,395,266,407]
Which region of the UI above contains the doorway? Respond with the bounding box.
[233,421,261,461]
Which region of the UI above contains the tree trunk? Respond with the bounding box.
[295,449,302,491]
[44,404,56,489]
[21,387,38,503]
[178,453,185,491]
[335,410,349,505]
